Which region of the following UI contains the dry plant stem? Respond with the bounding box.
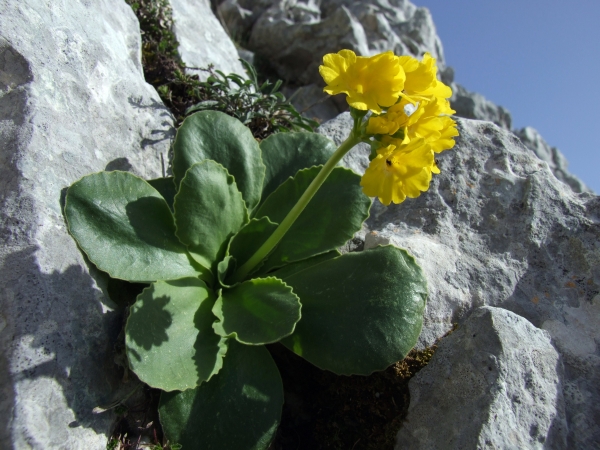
[230,131,362,283]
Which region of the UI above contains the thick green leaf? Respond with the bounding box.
[125,278,226,391]
[269,250,340,280]
[159,341,283,450]
[174,161,248,270]
[213,277,301,345]
[65,171,208,283]
[147,176,177,212]
[217,255,237,288]
[254,166,371,274]
[280,245,428,375]
[172,110,265,211]
[225,217,279,281]
[259,132,336,204]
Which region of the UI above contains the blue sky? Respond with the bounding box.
[415,0,600,192]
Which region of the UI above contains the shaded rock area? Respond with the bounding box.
[0,0,174,448]
[317,115,599,449]
[170,0,246,80]
[395,306,567,449]
[316,112,372,175]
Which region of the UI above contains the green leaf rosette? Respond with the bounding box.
[63,110,429,449]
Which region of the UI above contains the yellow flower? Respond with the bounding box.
[400,53,452,103]
[366,98,458,153]
[319,50,405,113]
[366,112,402,136]
[404,98,458,152]
[360,139,436,205]
[367,89,457,153]
[320,49,458,206]
[429,115,459,153]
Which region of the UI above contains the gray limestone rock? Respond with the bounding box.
[170,0,246,80]
[249,1,369,85]
[285,83,344,124]
[395,306,567,449]
[0,0,175,448]
[247,0,444,85]
[217,0,274,43]
[321,0,444,63]
[318,115,600,449]
[515,126,591,194]
[450,81,512,129]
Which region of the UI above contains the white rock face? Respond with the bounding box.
[0,0,175,448]
[318,115,600,449]
[170,0,246,80]
[396,307,568,449]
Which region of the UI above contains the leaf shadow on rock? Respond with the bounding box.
[105,157,134,172]
[0,245,129,441]
[127,96,176,150]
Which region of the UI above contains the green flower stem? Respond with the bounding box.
[230,129,363,283]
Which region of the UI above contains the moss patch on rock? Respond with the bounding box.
[125,0,316,137]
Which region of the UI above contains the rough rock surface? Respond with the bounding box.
[217,0,273,43]
[245,0,444,85]
[170,0,246,80]
[396,306,567,449]
[318,115,600,449]
[0,0,174,448]
[450,82,512,130]
[515,126,592,194]
[284,83,346,124]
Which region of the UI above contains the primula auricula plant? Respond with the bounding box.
[64,49,456,449]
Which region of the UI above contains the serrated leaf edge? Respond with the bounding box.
[211,276,302,346]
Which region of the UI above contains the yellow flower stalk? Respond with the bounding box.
[360,139,436,205]
[235,49,459,280]
[319,50,405,113]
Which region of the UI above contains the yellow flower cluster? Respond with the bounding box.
[320,50,458,205]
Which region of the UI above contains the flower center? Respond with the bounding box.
[385,155,409,176]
